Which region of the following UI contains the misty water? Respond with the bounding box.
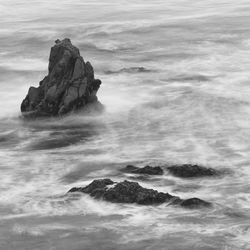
[1,0,250,249]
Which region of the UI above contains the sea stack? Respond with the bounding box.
[21,38,102,118]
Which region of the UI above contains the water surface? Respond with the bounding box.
[0,0,250,249]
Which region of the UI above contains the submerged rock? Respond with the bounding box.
[104,67,153,74]
[121,165,164,175]
[21,38,102,118]
[68,179,211,208]
[179,198,212,209]
[167,164,220,178]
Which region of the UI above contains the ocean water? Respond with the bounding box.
[0,0,250,249]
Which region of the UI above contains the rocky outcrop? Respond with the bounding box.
[69,179,172,205]
[21,38,102,118]
[68,179,211,208]
[121,165,164,175]
[167,164,220,178]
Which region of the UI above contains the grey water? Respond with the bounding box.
[0,0,250,249]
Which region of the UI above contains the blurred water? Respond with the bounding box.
[0,0,250,249]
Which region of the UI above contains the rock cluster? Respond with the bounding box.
[120,164,221,178]
[68,179,211,208]
[21,38,102,117]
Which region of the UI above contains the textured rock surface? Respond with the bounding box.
[68,179,211,208]
[69,179,173,205]
[21,38,102,117]
[167,164,220,178]
[121,165,164,175]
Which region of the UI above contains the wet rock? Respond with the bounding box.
[179,198,212,209]
[167,164,220,178]
[102,180,173,205]
[68,179,114,195]
[68,179,211,209]
[21,38,102,118]
[69,179,173,205]
[168,197,211,209]
[121,165,164,175]
[121,165,138,172]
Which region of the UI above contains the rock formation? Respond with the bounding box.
[68,179,212,208]
[167,164,220,178]
[121,165,164,175]
[21,38,102,117]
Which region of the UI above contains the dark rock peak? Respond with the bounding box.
[167,164,220,178]
[48,38,80,74]
[21,38,102,118]
[68,179,211,209]
[121,165,164,175]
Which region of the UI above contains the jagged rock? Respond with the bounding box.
[68,179,211,208]
[21,38,102,118]
[121,165,164,175]
[69,179,173,205]
[167,164,220,178]
[102,181,173,205]
[68,179,114,195]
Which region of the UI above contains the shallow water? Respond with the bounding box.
[0,0,250,249]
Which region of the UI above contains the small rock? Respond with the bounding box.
[179,198,212,209]
[68,179,114,194]
[167,164,220,178]
[121,165,164,175]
